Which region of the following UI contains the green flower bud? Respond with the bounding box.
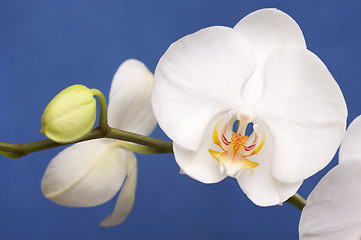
[40,84,97,143]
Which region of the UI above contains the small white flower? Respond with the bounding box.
[152,8,347,206]
[41,59,157,226]
[299,116,361,240]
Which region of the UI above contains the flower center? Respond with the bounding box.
[231,132,247,152]
[208,112,265,178]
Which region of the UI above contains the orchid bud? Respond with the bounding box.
[40,84,97,143]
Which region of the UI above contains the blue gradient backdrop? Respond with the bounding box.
[1,1,360,239]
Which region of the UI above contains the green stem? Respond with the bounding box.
[0,127,173,159]
[115,141,159,154]
[91,88,108,131]
[106,128,173,153]
[286,193,306,211]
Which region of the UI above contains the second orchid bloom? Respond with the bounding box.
[152,8,347,206]
[41,59,157,226]
[299,116,361,239]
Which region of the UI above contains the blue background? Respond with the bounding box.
[1,1,360,239]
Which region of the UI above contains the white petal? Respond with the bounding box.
[234,8,307,105]
[108,59,157,136]
[41,139,127,207]
[237,121,302,206]
[339,115,361,162]
[100,151,137,227]
[234,8,306,59]
[257,47,347,183]
[173,112,230,183]
[299,160,361,240]
[152,26,256,150]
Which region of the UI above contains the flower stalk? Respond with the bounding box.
[91,88,108,131]
[0,126,173,159]
[286,193,306,210]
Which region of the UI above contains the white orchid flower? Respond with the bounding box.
[299,116,361,240]
[152,8,347,206]
[41,59,157,227]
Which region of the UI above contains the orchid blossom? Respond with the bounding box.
[152,8,347,206]
[41,59,157,226]
[299,116,361,240]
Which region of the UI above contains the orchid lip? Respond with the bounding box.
[208,112,265,178]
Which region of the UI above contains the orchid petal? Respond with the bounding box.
[299,159,361,240]
[258,47,347,183]
[234,9,306,104]
[234,8,306,59]
[237,122,302,206]
[173,113,230,183]
[41,139,127,207]
[339,115,361,163]
[100,151,137,227]
[108,59,157,135]
[152,26,256,150]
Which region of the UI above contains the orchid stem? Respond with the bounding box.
[0,127,173,159]
[91,88,108,131]
[286,193,306,211]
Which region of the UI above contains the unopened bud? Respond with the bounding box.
[40,84,97,143]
